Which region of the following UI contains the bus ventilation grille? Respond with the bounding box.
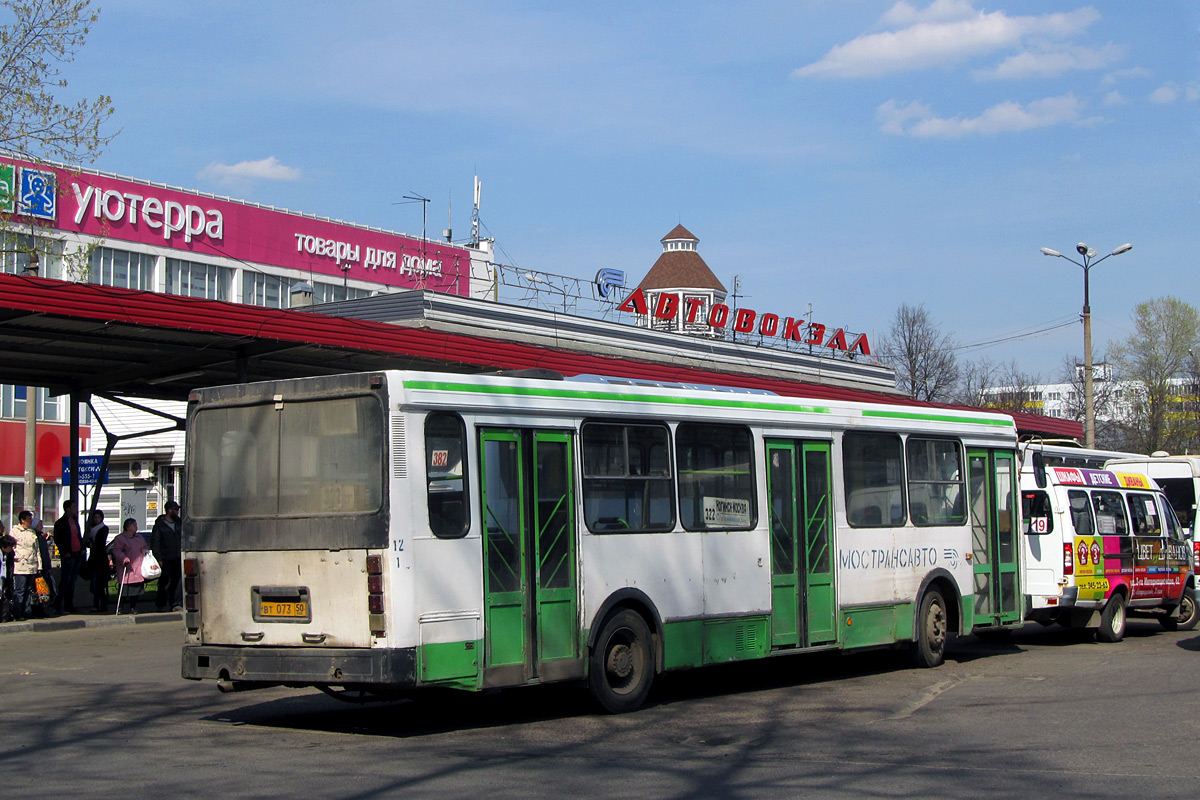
[735,624,757,652]
[392,416,407,479]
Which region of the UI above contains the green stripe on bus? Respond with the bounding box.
[403,380,834,415]
[861,409,1011,427]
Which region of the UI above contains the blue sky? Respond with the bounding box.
[62,0,1198,380]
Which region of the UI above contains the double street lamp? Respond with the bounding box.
[1040,241,1133,448]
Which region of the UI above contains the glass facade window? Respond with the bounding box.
[311,281,371,304]
[676,423,755,531]
[89,246,155,290]
[242,272,287,308]
[843,432,905,527]
[1,482,57,530]
[165,258,232,301]
[1,233,63,279]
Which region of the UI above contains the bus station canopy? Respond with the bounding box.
[0,272,1082,439]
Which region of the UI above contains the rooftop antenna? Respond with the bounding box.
[396,192,430,288]
[471,175,481,247]
[730,274,742,341]
[443,190,452,243]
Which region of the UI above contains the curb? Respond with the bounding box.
[0,611,183,634]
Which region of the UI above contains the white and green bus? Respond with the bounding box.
[181,370,1021,712]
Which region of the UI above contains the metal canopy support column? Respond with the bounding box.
[83,395,186,522]
[68,390,84,513]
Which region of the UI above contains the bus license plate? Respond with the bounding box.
[259,601,308,618]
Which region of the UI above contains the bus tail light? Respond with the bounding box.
[1193,541,1199,571]
[1063,543,1074,576]
[366,554,385,637]
[183,558,201,631]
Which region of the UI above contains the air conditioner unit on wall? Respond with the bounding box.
[129,460,156,481]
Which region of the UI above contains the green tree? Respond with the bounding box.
[1,0,113,162]
[2,0,113,275]
[1108,297,1200,454]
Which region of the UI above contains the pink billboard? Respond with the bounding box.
[0,157,472,295]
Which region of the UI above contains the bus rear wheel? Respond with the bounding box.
[909,589,948,668]
[1097,593,1126,642]
[589,609,655,713]
[1161,592,1199,632]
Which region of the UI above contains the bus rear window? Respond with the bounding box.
[1157,478,1196,530]
[1022,490,1053,535]
[191,395,384,520]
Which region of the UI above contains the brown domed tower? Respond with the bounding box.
[635,225,727,337]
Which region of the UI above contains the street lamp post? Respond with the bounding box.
[1040,242,1133,448]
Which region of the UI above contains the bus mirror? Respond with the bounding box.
[1032,451,1047,489]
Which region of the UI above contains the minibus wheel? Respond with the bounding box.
[1161,592,1199,632]
[909,589,947,668]
[1097,593,1126,643]
[589,608,655,713]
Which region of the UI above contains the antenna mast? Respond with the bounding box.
[471,175,481,247]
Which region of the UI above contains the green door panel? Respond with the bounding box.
[481,428,580,681]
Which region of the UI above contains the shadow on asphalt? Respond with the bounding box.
[197,619,1189,739]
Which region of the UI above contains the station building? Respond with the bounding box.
[1,155,1081,530]
[0,154,495,526]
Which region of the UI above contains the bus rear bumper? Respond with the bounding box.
[182,644,416,687]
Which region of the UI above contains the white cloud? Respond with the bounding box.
[1148,83,1200,104]
[794,3,1101,78]
[878,94,1093,137]
[198,157,302,185]
[879,0,977,27]
[976,43,1123,79]
[1103,90,1126,106]
[1149,86,1178,104]
[1102,66,1152,85]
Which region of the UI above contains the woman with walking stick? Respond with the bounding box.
[110,518,147,616]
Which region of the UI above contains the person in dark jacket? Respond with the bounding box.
[52,499,85,614]
[151,500,182,612]
[85,509,111,612]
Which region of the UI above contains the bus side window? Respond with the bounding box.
[843,431,905,528]
[1126,492,1161,537]
[1091,491,1128,536]
[1159,495,1185,542]
[1067,490,1093,536]
[1022,491,1053,535]
[425,412,469,539]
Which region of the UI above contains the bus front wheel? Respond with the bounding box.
[589,609,655,713]
[1097,593,1126,642]
[909,589,948,668]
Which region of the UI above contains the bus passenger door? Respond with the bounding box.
[802,442,836,644]
[530,431,579,672]
[767,440,835,649]
[479,429,580,687]
[968,449,1021,627]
